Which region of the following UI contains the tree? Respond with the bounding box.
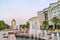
[42,20,49,29]
[52,17,60,29]
[26,22,29,28]
[20,24,26,28]
[20,22,29,29]
[0,20,9,29]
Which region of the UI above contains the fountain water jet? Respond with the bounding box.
[29,20,40,40]
[52,32,60,40]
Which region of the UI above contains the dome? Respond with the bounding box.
[11,19,16,26]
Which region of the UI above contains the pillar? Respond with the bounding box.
[29,22,32,34]
[57,33,59,40]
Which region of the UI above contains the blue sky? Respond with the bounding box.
[0,0,58,25]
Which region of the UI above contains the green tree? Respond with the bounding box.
[20,22,29,29]
[0,20,9,29]
[20,24,26,28]
[52,17,60,29]
[26,22,29,28]
[42,20,48,29]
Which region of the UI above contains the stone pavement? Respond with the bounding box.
[0,31,17,40]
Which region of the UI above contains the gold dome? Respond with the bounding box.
[11,19,16,26]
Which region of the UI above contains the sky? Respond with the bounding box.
[0,0,58,25]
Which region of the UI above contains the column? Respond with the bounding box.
[37,21,40,30]
[57,33,59,40]
[29,22,32,34]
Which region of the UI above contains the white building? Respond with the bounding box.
[29,17,40,34]
[38,0,60,26]
[29,0,60,40]
[29,0,60,34]
[48,0,60,25]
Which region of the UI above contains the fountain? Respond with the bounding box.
[44,30,48,40]
[44,31,47,37]
[57,33,59,40]
[29,20,40,40]
[52,33,55,40]
[52,32,60,40]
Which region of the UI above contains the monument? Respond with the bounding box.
[11,19,16,29]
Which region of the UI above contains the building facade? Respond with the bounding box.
[29,17,40,34]
[38,0,60,26]
[37,11,45,26]
[48,0,60,25]
[29,0,60,30]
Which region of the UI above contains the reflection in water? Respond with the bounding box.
[16,37,34,40]
[16,37,41,40]
[59,33,60,40]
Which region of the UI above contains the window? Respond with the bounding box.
[52,6,60,17]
